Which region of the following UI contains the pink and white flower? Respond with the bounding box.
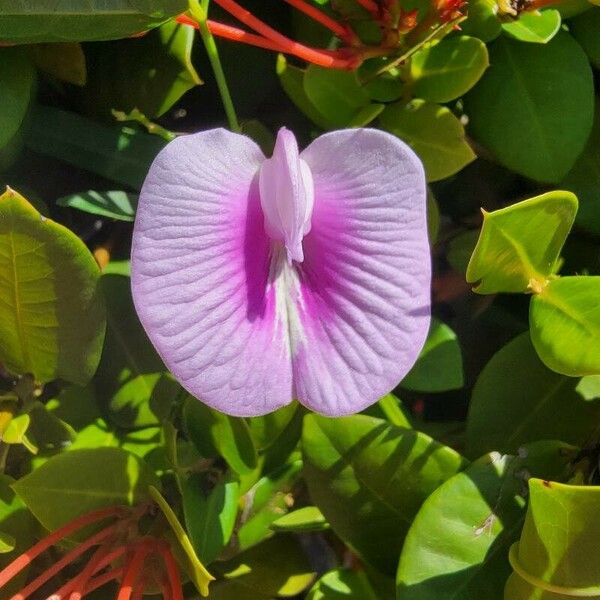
[131,127,430,417]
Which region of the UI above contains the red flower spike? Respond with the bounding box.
[116,542,153,600]
[82,567,125,596]
[282,0,356,43]
[157,543,184,600]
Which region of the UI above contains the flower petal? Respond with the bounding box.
[131,129,293,416]
[293,128,431,416]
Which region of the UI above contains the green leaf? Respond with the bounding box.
[30,42,87,86]
[183,396,257,475]
[57,190,137,222]
[276,55,331,130]
[46,384,100,431]
[24,401,75,453]
[303,65,373,128]
[271,506,329,532]
[502,10,561,43]
[561,103,600,235]
[0,188,106,384]
[401,318,464,392]
[94,273,175,429]
[302,414,466,575]
[0,531,15,554]
[24,104,166,190]
[2,413,31,445]
[308,569,378,600]
[466,332,600,458]
[461,0,502,41]
[238,459,303,550]
[81,20,201,119]
[0,0,187,43]
[12,447,159,531]
[247,403,299,451]
[182,475,239,564]
[397,441,574,599]
[464,33,594,182]
[0,48,35,150]
[379,99,476,182]
[505,479,600,598]
[530,276,600,376]
[410,36,489,103]
[214,535,315,597]
[570,7,600,69]
[149,485,214,597]
[466,191,578,294]
[447,230,479,274]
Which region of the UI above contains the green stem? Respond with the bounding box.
[189,0,240,132]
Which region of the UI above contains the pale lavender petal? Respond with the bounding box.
[292,128,431,416]
[259,127,314,263]
[131,129,293,416]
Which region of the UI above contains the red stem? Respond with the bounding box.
[281,0,353,41]
[67,543,115,600]
[116,543,151,600]
[0,507,125,590]
[10,524,120,600]
[355,0,380,14]
[157,544,183,600]
[212,0,354,67]
[81,567,125,596]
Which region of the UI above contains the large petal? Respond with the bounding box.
[131,129,293,416]
[294,128,431,416]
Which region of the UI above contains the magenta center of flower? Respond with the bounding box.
[259,127,314,264]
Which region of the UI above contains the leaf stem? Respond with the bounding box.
[188,0,240,132]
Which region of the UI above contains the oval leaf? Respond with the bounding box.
[271,506,329,532]
[379,99,476,182]
[0,0,187,43]
[466,191,578,294]
[410,36,489,103]
[465,32,594,182]
[0,188,106,384]
[502,9,561,44]
[57,190,137,221]
[398,441,574,599]
[505,479,600,597]
[466,332,600,458]
[12,447,159,531]
[308,569,379,600]
[302,414,467,575]
[530,276,600,376]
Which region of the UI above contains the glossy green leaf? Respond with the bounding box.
[466,191,578,294]
[465,33,594,182]
[466,332,600,458]
[372,393,412,429]
[30,42,86,85]
[0,188,106,384]
[82,20,201,119]
[24,104,166,190]
[561,104,600,235]
[308,569,378,600]
[302,414,466,574]
[410,36,489,103]
[183,396,257,475]
[12,447,159,531]
[247,403,298,451]
[570,7,600,69]
[94,274,175,429]
[303,65,373,128]
[401,318,464,392]
[182,475,239,564]
[530,276,600,376]
[238,459,303,550]
[271,506,329,532]
[276,55,330,130]
[505,479,600,598]
[397,441,574,599]
[24,401,75,453]
[149,485,214,597]
[447,230,479,274]
[57,190,137,221]
[46,384,100,431]
[379,99,476,182]
[502,10,561,43]
[461,0,502,41]
[0,48,35,150]
[0,0,187,43]
[215,535,315,597]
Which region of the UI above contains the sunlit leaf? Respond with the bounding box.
[502,10,561,44]
[271,506,329,532]
[57,190,137,221]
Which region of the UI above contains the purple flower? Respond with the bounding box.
[131,127,431,417]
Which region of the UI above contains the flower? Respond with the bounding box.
[131,127,431,417]
[0,505,199,600]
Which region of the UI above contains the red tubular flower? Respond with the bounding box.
[0,505,188,600]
